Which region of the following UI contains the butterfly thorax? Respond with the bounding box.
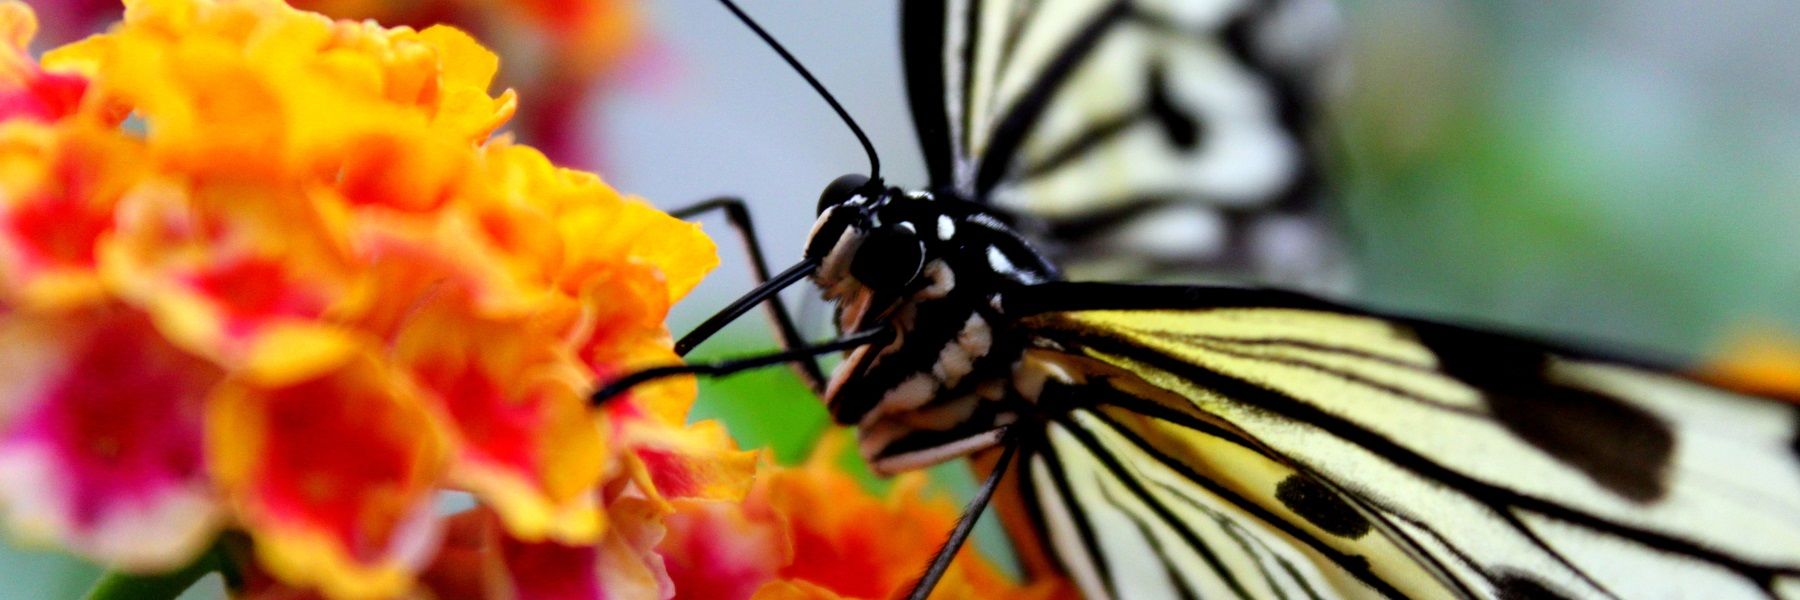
[805,182,1061,474]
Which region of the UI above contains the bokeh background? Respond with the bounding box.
[8,0,1800,596]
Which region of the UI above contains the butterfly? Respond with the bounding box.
[599,1,1800,598]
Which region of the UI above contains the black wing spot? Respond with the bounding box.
[1274,475,1370,539]
[1488,375,1674,503]
[1415,327,1675,503]
[1147,61,1202,150]
[1495,571,1574,600]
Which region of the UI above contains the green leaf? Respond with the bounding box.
[82,542,231,600]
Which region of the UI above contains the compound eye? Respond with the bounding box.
[804,206,857,262]
[849,225,925,292]
[817,173,871,215]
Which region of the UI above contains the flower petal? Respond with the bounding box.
[0,121,140,310]
[594,495,676,600]
[392,296,607,544]
[209,348,449,598]
[0,307,224,570]
[581,266,692,425]
[0,2,89,123]
[625,419,758,504]
[101,180,363,367]
[487,495,674,600]
[557,194,716,305]
[749,580,845,600]
[663,498,788,600]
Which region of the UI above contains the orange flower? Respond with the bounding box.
[1700,330,1800,400]
[660,435,1076,600]
[0,0,722,596]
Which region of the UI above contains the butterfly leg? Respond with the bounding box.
[668,196,826,391]
[906,433,1020,600]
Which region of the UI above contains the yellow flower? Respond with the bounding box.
[282,0,642,167]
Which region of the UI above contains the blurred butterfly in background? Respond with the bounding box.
[905,0,1351,294]
[599,0,1800,598]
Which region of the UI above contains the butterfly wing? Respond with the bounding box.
[902,0,1346,287]
[1018,403,1453,599]
[993,282,1800,599]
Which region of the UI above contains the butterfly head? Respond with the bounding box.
[804,174,1057,334]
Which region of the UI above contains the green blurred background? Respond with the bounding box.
[7,1,1800,597]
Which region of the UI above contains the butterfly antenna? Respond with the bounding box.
[716,0,882,185]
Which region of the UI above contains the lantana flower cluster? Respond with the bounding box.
[0,0,1066,597]
[0,0,741,595]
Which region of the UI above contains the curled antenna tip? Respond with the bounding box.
[715,0,881,182]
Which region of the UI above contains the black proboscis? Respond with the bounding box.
[670,197,826,390]
[590,328,890,407]
[676,259,818,356]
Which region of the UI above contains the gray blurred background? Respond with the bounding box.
[8,1,1800,596]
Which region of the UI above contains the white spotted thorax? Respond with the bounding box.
[803,182,1060,474]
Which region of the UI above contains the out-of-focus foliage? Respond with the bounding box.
[1338,2,1800,355]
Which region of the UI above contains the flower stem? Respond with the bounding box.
[81,543,229,600]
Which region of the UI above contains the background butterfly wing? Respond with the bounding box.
[998,282,1800,599]
[903,0,1347,289]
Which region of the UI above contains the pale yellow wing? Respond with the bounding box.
[999,283,1800,599]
